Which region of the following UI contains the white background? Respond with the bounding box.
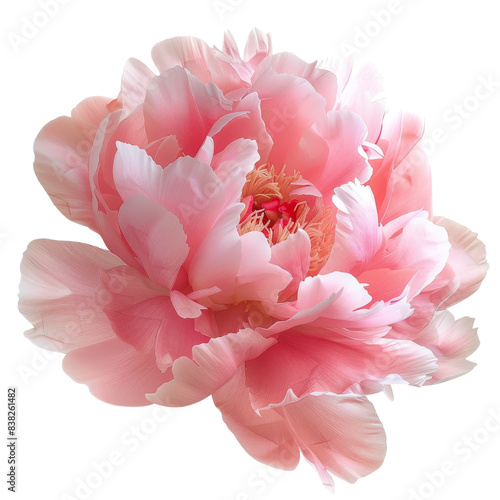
[1,1,499,499]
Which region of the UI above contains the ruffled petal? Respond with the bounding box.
[19,239,124,352]
[245,334,437,410]
[434,217,488,307]
[143,66,232,155]
[151,36,245,93]
[214,367,387,486]
[147,329,276,407]
[416,310,479,384]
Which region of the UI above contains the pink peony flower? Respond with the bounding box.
[19,29,488,490]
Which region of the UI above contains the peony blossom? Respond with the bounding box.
[19,29,488,490]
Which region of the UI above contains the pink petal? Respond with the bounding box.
[244,28,272,68]
[170,289,205,319]
[253,52,338,111]
[270,229,311,301]
[211,92,273,164]
[276,393,386,484]
[143,66,232,155]
[34,97,115,230]
[286,110,371,198]
[114,142,226,259]
[210,138,260,211]
[63,337,170,406]
[321,181,379,275]
[433,217,488,307]
[147,329,276,407]
[151,36,245,93]
[416,311,479,384]
[188,204,242,303]
[19,239,123,352]
[250,68,327,168]
[373,217,450,299]
[213,366,301,470]
[214,367,387,485]
[234,231,292,304]
[118,195,189,289]
[245,334,437,410]
[120,58,155,115]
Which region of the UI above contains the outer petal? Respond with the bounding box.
[19,239,124,352]
[276,393,386,486]
[152,36,245,94]
[416,311,479,384]
[147,329,276,407]
[244,334,437,410]
[63,337,170,406]
[434,216,488,307]
[214,367,387,486]
[34,97,117,230]
[120,58,155,115]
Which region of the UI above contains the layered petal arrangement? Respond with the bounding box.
[19,29,488,491]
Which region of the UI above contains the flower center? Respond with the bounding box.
[238,165,335,276]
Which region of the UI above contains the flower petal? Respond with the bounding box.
[147,329,276,407]
[19,239,123,352]
[118,195,189,289]
[63,337,170,406]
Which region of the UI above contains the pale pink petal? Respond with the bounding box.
[151,36,245,93]
[433,217,488,307]
[147,329,276,407]
[143,67,232,155]
[286,110,371,198]
[188,204,242,303]
[170,289,205,319]
[118,195,189,289]
[210,138,260,210]
[250,68,327,168]
[276,393,386,484]
[253,52,338,111]
[321,182,379,275]
[211,92,273,164]
[34,97,116,230]
[415,311,479,384]
[382,151,432,224]
[114,142,226,259]
[63,337,170,406]
[372,217,450,299]
[270,229,311,301]
[19,239,123,352]
[214,368,387,485]
[234,231,292,304]
[244,28,272,68]
[120,58,155,115]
